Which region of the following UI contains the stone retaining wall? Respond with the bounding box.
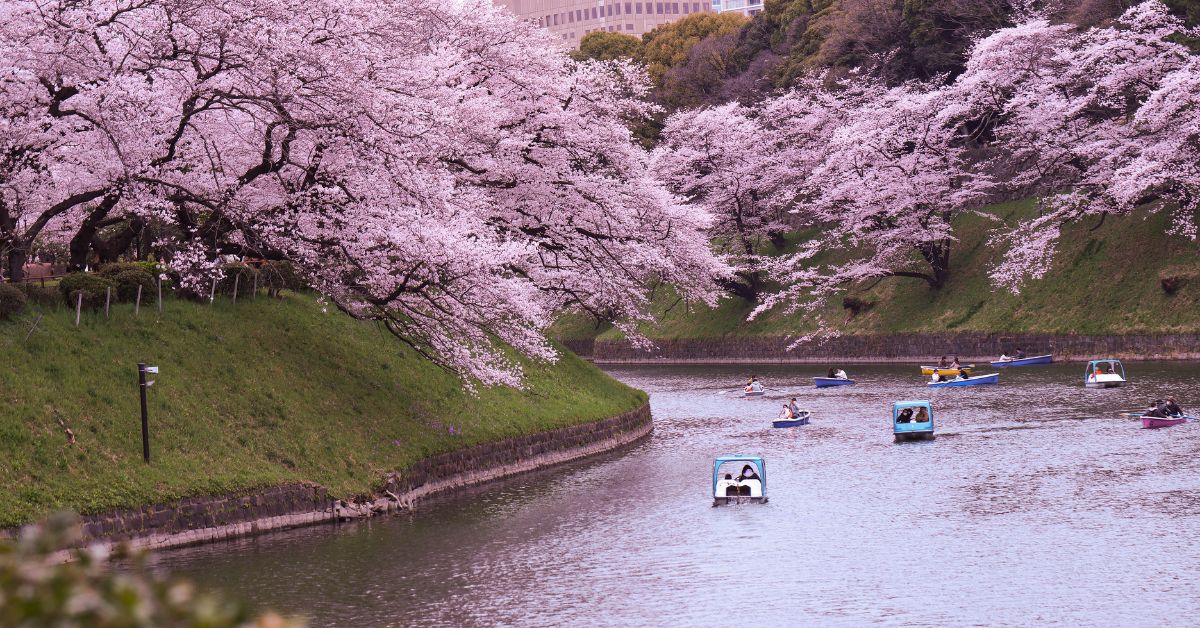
[12,403,652,552]
[585,333,1200,363]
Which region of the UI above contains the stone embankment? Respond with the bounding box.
[30,403,652,552]
[573,332,1200,363]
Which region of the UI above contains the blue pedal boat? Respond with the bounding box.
[989,354,1053,367]
[772,411,811,428]
[713,455,767,505]
[893,400,935,442]
[814,377,855,388]
[927,372,999,388]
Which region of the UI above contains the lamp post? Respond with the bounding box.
[138,362,158,463]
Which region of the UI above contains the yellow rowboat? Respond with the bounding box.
[920,365,974,376]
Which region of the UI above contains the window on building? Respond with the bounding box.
[591,7,598,18]
[626,23,634,30]
[625,2,632,14]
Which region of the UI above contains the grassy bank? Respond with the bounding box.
[556,199,1200,343]
[0,293,645,528]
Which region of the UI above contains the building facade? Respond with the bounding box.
[714,0,763,16]
[495,1,713,47]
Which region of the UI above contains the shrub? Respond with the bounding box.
[1161,274,1189,295]
[114,268,156,302]
[15,283,59,308]
[259,260,305,297]
[96,261,143,278]
[218,262,259,297]
[58,273,115,309]
[842,295,876,317]
[0,283,26,320]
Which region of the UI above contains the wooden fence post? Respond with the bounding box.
[209,277,216,304]
[74,292,82,327]
[157,278,163,313]
[232,274,240,304]
[135,285,142,316]
[252,272,258,300]
[105,287,111,319]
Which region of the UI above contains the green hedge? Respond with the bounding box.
[58,273,115,309]
[0,283,26,320]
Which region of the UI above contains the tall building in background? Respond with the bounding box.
[494,1,713,48]
[713,0,763,16]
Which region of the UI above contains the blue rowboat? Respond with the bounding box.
[989,354,1053,367]
[772,412,811,428]
[814,377,855,388]
[927,372,999,388]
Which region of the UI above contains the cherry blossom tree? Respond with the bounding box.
[751,77,992,321]
[652,103,791,300]
[0,0,725,387]
[981,1,1199,288]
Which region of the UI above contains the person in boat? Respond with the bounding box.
[914,407,930,423]
[788,398,802,418]
[826,368,836,378]
[951,355,961,368]
[1164,397,1183,417]
[930,372,943,383]
[897,407,914,423]
[738,464,760,482]
[1145,400,1168,418]
[938,355,949,368]
[953,368,967,381]
[1015,347,1025,359]
[834,368,848,379]
[720,473,738,496]
[779,404,794,420]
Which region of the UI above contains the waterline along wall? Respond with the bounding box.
[576,333,1200,363]
[8,404,652,552]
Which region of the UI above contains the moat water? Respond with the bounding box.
[153,362,1200,626]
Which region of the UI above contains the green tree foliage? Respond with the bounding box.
[572,31,644,61]
[642,13,750,87]
[0,513,301,627]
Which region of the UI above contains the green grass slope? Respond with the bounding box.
[555,199,1200,342]
[0,294,645,527]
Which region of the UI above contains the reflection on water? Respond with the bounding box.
[152,363,1200,626]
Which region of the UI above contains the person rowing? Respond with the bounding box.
[1144,400,1168,418]
[938,355,949,367]
[745,376,764,393]
[788,397,802,418]
[1164,397,1184,417]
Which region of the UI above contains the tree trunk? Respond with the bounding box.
[5,248,26,282]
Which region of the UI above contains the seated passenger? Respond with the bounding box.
[897,408,914,423]
[834,369,848,380]
[951,356,961,368]
[914,407,930,423]
[938,355,949,367]
[721,473,738,496]
[1146,400,1167,418]
[788,398,802,417]
[779,404,794,420]
[1016,347,1026,359]
[738,464,760,482]
[953,369,967,381]
[931,372,942,383]
[827,368,836,378]
[1165,397,1184,417]
[998,353,1010,362]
